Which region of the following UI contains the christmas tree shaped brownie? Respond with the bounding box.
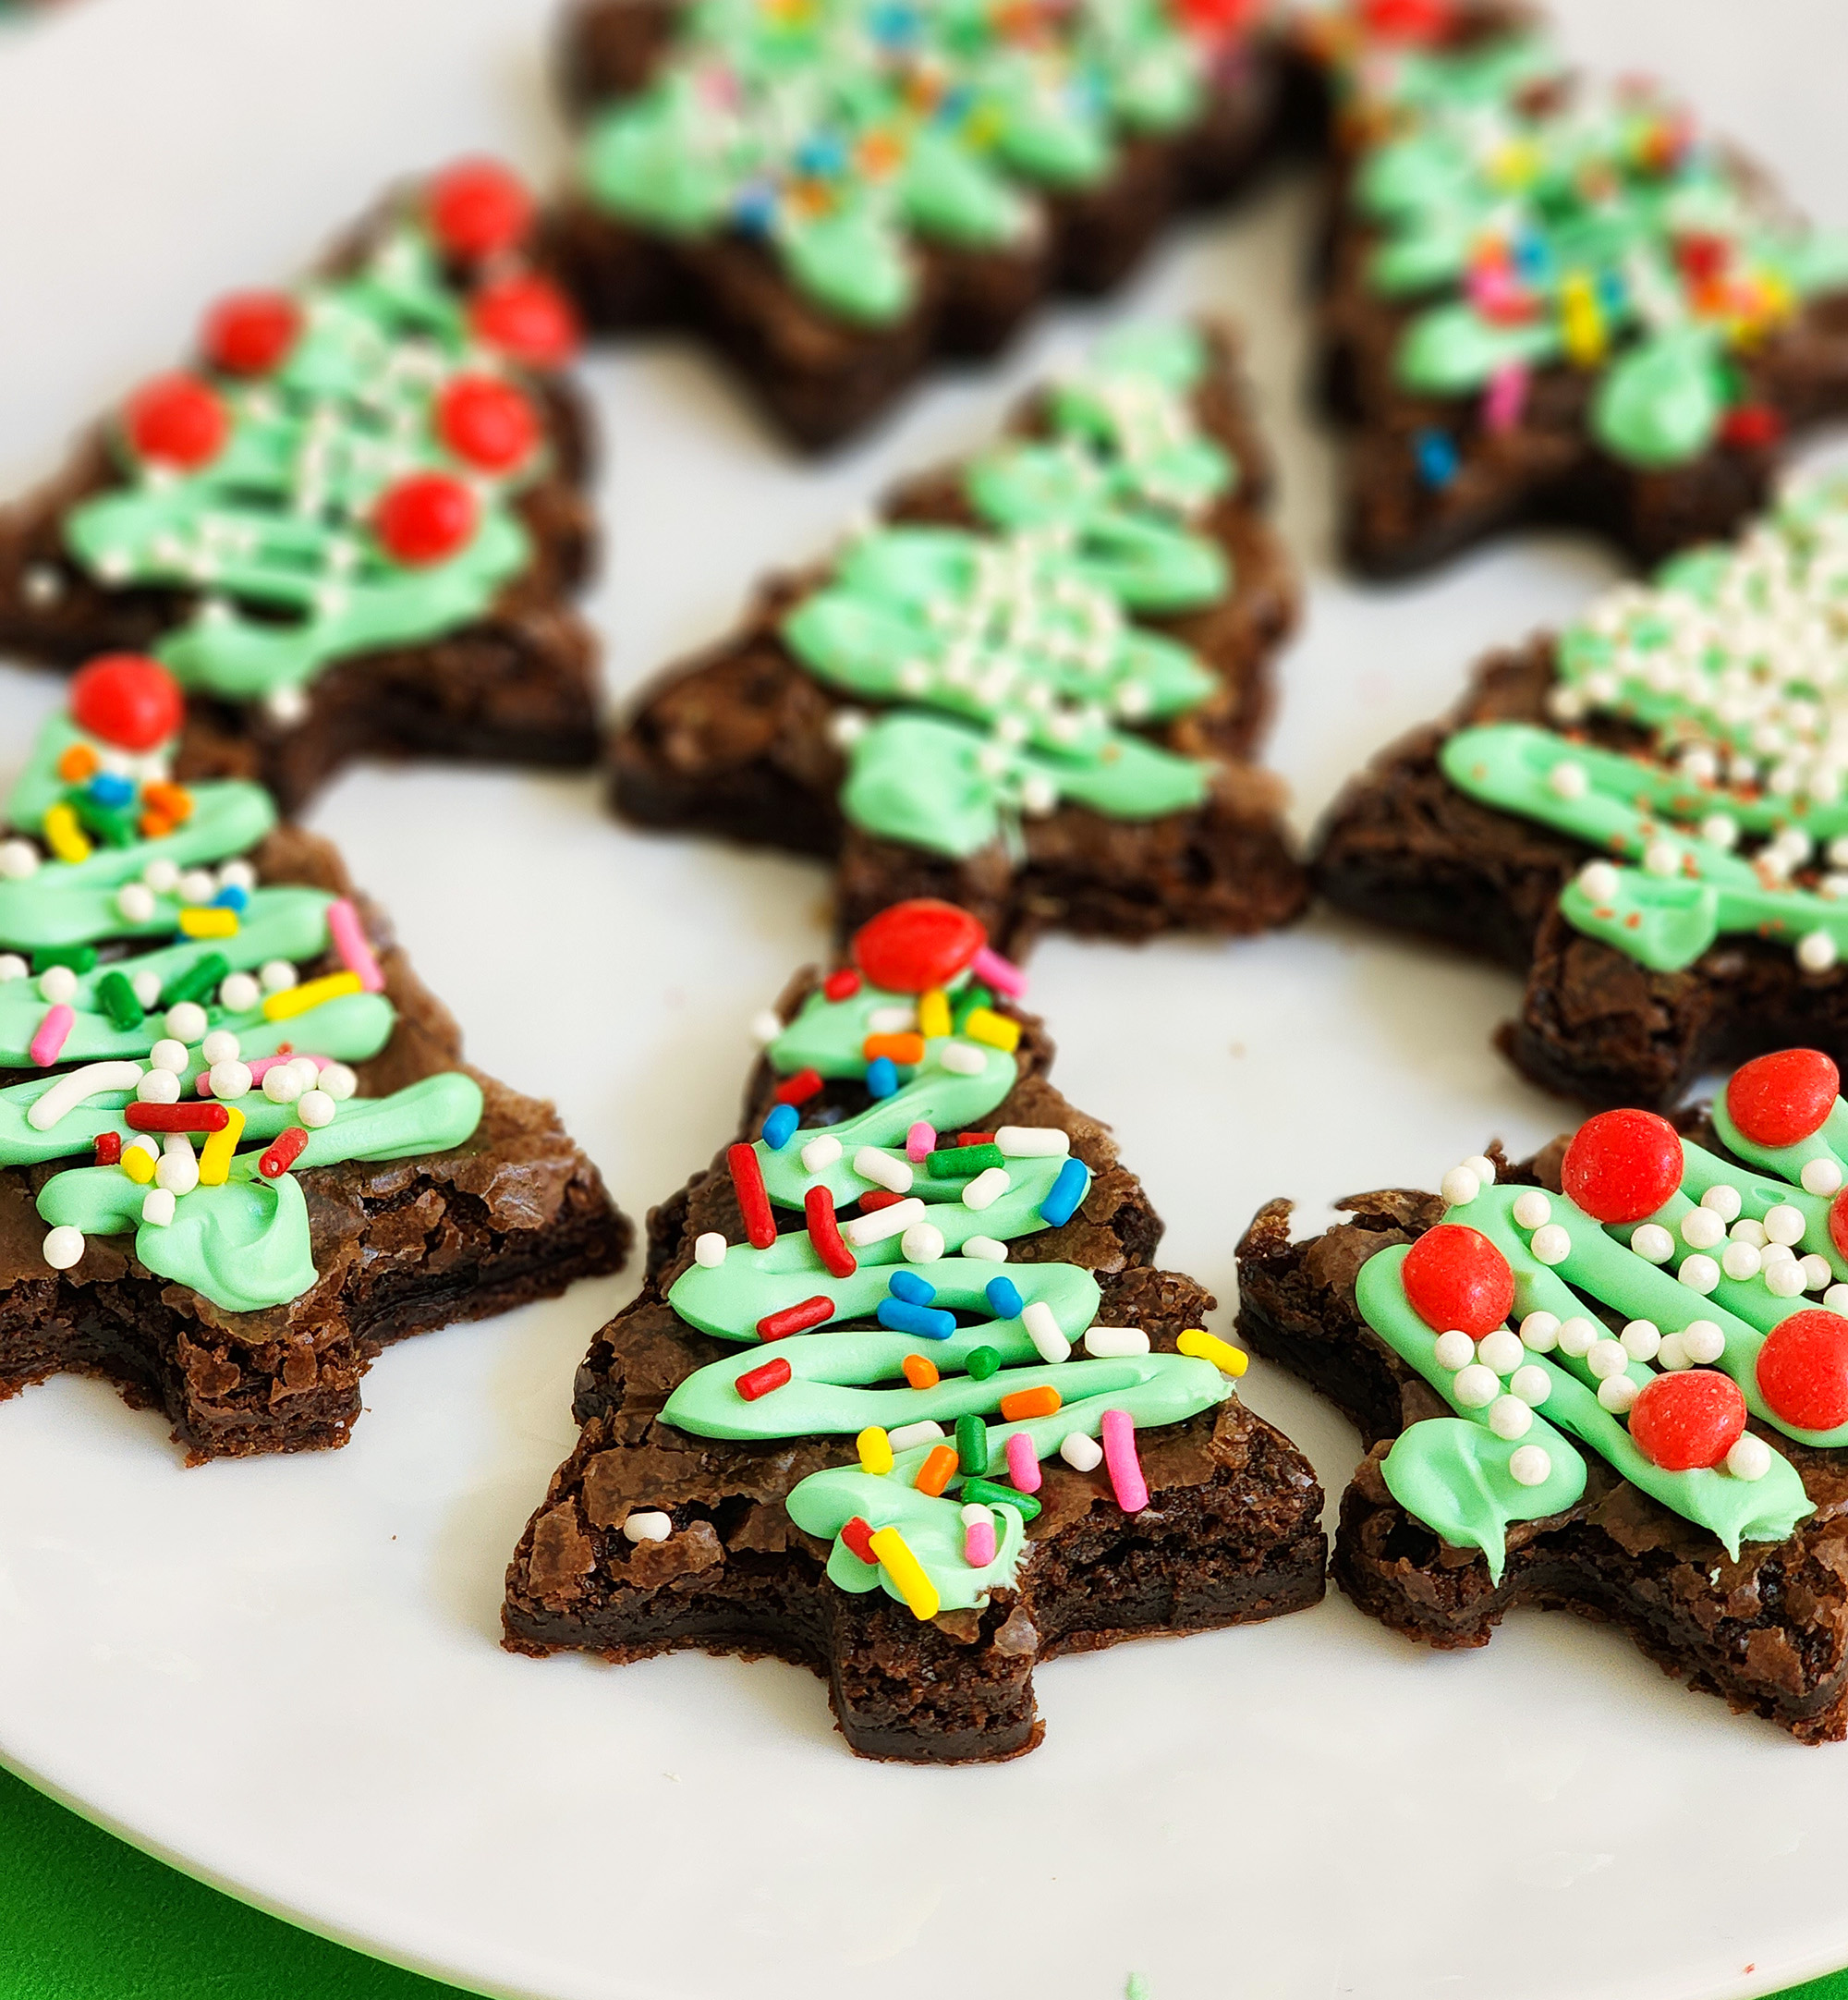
[504,897,1324,1762]
[0,161,601,813]
[0,656,631,1460]
[612,319,1305,952]
[1316,472,1848,1107]
[1297,0,1848,576]
[548,0,1284,447]
[1242,1047,1848,1739]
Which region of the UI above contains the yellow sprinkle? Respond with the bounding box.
[857,1425,894,1476]
[178,907,239,939]
[1178,1327,1248,1379]
[43,802,91,865]
[198,1105,245,1187]
[120,1143,155,1186]
[963,1006,1020,1053]
[868,1524,940,1621]
[917,987,951,1040]
[262,970,362,1021]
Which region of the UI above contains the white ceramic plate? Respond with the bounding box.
[3,2,1848,1996]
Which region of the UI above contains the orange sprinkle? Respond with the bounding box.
[142,781,193,824]
[863,1032,925,1065]
[914,1444,957,1496]
[56,743,98,783]
[902,1354,940,1390]
[1000,1385,1062,1421]
[137,812,173,841]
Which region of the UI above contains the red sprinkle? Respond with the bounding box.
[260,1125,310,1178]
[758,1295,833,1340]
[773,1067,824,1106]
[1727,1049,1841,1149]
[956,1131,997,1147]
[736,1355,793,1402]
[1757,1309,1848,1432]
[1721,404,1784,450]
[126,1102,230,1133]
[1830,1187,1848,1262]
[728,1141,777,1250]
[1627,1369,1746,1470]
[840,1516,878,1565]
[805,1185,856,1278]
[1400,1224,1514,1336]
[1561,1107,1684,1223]
[857,1189,906,1213]
[93,1132,122,1167]
[1360,0,1453,39]
[852,899,986,994]
[822,969,861,1002]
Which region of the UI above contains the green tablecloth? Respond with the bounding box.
[1,1759,1844,2000]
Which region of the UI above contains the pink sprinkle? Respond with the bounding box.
[1100,1408,1148,1514]
[964,1518,997,1567]
[1483,361,1529,435]
[906,1120,936,1163]
[1004,1432,1041,1494]
[326,898,385,993]
[30,1004,73,1068]
[972,945,1027,999]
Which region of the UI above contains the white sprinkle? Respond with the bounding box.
[1461,1154,1497,1187]
[1803,1157,1845,1196]
[900,1223,946,1265]
[1578,860,1621,902]
[27,1059,143,1132]
[0,955,23,982]
[177,869,215,906]
[164,1001,208,1044]
[1059,1431,1103,1472]
[1512,1189,1552,1229]
[959,1501,991,1528]
[1529,1222,1573,1265]
[1828,1283,1848,1314]
[1477,1328,1524,1375]
[260,958,298,994]
[1678,1252,1721,1295]
[939,1042,987,1076]
[131,970,161,1007]
[116,883,157,924]
[1084,1326,1150,1358]
[1508,1444,1553,1488]
[1726,1433,1772,1482]
[40,1224,84,1270]
[1509,1363,1550,1407]
[854,1146,913,1195]
[961,1166,1011,1211]
[136,1068,181,1104]
[1488,1394,1533,1439]
[749,1009,784,1046]
[1701,1182,1744,1222]
[1023,1299,1071,1365]
[1680,1206,1725,1249]
[1657,1331,1691,1372]
[1798,931,1840,973]
[1549,760,1589,799]
[319,1062,358,1103]
[209,1060,253,1102]
[867,1006,916,1034]
[140,1188,176,1227]
[1681,1320,1727,1364]
[142,858,179,894]
[1765,1203,1807,1247]
[1767,1260,1807,1299]
[0,840,40,881]
[1630,1224,1675,1264]
[843,1197,926,1247]
[262,1065,304,1105]
[155,1137,199,1196]
[1643,839,1682,878]
[1599,1374,1640,1414]
[1700,812,1738,849]
[996,1125,1069,1158]
[800,1134,842,1175]
[962,1236,1009,1262]
[1453,1363,1500,1409]
[37,964,77,1005]
[1556,1315,1599,1357]
[1587,1338,1630,1381]
[1803,1252,1835,1292]
[622,1511,673,1543]
[1519,1311,1560,1352]
[219,971,261,1014]
[1731,1216,1768,1248]
[200,1028,240,1067]
[1620,1319,1661,1360]
[888,1420,945,1452]
[1432,1329,1476,1372]
[297,1088,336,1128]
[694,1232,726,1268]
[1440,1165,1480,1208]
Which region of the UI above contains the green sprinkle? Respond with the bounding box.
[1126,1976,1150,2000]
[69,796,139,848]
[96,969,144,1030]
[966,1345,1001,1381]
[31,944,97,975]
[954,1412,988,1477]
[959,1476,1039,1521]
[951,982,994,1030]
[927,1142,1003,1178]
[161,951,230,1009]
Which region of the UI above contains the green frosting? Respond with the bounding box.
[62,221,541,708]
[578,0,1215,325]
[654,966,1235,1616]
[1441,478,1848,973]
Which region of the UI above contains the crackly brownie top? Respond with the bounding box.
[1436,476,1848,976]
[575,0,1257,327]
[1302,0,1848,471]
[623,895,1248,1619]
[773,321,1249,857]
[0,657,483,1313]
[1348,1047,1848,1577]
[41,161,579,725]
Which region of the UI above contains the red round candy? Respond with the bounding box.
[427,159,534,262]
[1626,1369,1746,1471]
[852,900,987,994]
[1399,1224,1514,1338]
[201,290,299,375]
[373,473,478,567]
[1726,1049,1840,1150]
[436,374,540,471]
[69,654,185,752]
[1174,0,1258,33]
[1831,1188,1848,1262]
[1757,1309,1848,1432]
[124,373,227,470]
[468,274,579,367]
[1560,1108,1684,1224]
[1360,0,1453,38]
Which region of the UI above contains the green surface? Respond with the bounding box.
[3,1755,1848,1999]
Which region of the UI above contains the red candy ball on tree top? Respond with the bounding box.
[70,654,185,753]
[427,159,534,262]
[1399,1224,1514,1338]
[468,274,579,367]
[852,900,986,994]
[436,374,540,471]
[1757,1309,1848,1433]
[1560,1107,1684,1224]
[1830,1188,1848,1262]
[1173,0,1258,35]
[124,373,227,471]
[373,473,478,567]
[1360,0,1453,40]
[201,291,300,376]
[1726,1049,1840,1150]
[1626,1369,1745,1471]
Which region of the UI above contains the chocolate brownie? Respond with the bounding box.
[545,0,1286,449]
[0,161,602,815]
[1297,0,1848,577]
[505,896,1324,1762]
[611,319,1306,956]
[1238,1052,1848,1741]
[1316,476,1848,1108]
[0,658,630,1460]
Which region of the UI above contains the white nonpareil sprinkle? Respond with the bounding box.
[748,1009,784,1046]
[298,1089,336,1128]
[201,1029,240,1067]
[116,882,156,924]
[1432,1329,1476,1372]
[1700,1182,1744,1222]
[1730,1216,1768,1248]
[1577,860,1621,903]
[0,955,23,982]
[800,1134,842,1175]
[140,1188,176,1227]
[1453,1363,1500,1409]
[1803,1253,1835,1292]
[1681,1320,1727,1364]
[1680,1206,1726,1250]
[1556,1316,1599,1357]
[1460,1154,1497,1187]
[136,1068,180,1104]
[0,840,39,882]
[693,1231,726,1268]
[1803,1157,1846,1196]
[1620,1319,1661,1360]
[1767,1261,1807,1299]
[1519,1311,1560,1352]
[622,1512,673,1544]
[1764,1203,1807,1247]
[41,1225,84,1270]
[1798,931,1840,973]
[1656,1331,1691,1372]
[1084,1326,1150,1358]
[1630,1223,1675,1263]
[1726,1433,1772,1482]
[1059,1432,1103,1472]
[1599,1374,1640,1414]
[1487,1395,1533,1440]
[1529,1222,1572,1265]
[1509,1364,1551,1407]
[1440,1165,1480,1208]
[1587,1339,1630,1381]
[900,1223,945,1265]
[1677,1252,1720,1295]
[1477,1328,1524,1375]
[1508,1445,1553,1488]
[1511,1189,1552,1229]
[1549,760,1589,799]
[37,964,76,1005]
[164,1001,208,1044]
[1827,1283,1848,1314]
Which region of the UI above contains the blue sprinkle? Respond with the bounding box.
[985,1275,1024,1319]
[865,1056,898,1099]
[1039,1157,1089,1229]
[87,773,135,807]
[213,884,249,912]
[731,182,777,236]
[1414,429,1459,489]
[889,1269,936,1305]
[878,1298,957,1341]
[794,132,845,177]
[762,1102,799,1149]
